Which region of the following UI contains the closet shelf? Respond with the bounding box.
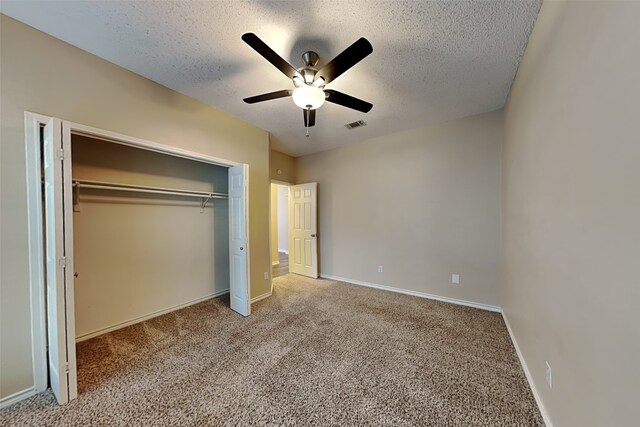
[72,179,227,212]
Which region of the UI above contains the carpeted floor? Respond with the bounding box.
[1,274,544,426]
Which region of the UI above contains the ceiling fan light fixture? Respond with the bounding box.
[242,33,373,127]
[292,85,325,109]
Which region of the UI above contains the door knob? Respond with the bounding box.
[240,247,244,250]
[311,234,316,237]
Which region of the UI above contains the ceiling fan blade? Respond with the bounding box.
[242,33,302,80]
[243,90,292,104]
[324,89,373,113]
[316,38,373,84]
[303,108,316,127]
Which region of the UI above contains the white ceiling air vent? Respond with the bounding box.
[345,120,367,130]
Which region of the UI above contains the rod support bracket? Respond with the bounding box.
[200,194,213,213]
[73,182,81,212]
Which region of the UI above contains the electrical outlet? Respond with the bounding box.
[378,265,384,273]
[264,271,269,280]
[545,361,553,388]
[451,274,460,284]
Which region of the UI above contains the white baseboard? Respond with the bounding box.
[278,250,289,255]
[320,274,501,312]
[76,289,230,342]
[0,387,37,409]
[272,261,280,266]
[251,291,272,303]
[502,311,554,427]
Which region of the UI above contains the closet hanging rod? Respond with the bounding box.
[72,179,228,199]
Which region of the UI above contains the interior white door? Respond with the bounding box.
[43,118,77,404]
[228,164,250,316]
[289,182,318,278]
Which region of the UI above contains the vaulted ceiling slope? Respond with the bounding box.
[1,1,541,157]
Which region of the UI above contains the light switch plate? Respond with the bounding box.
[451,274,460,284]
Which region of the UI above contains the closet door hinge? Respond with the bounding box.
[56,149,65,161]
[64,362,69,374]
[58,257,67,269]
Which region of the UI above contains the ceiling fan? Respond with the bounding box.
[242,33,373,135]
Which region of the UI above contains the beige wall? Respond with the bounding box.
[502,2,640,426]
[269,149,296,183]
[72,136,230,339]
[0,15,271,399]
[296,110,503,307]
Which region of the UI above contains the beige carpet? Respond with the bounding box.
[1,274,544,426]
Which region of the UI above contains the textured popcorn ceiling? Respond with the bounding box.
[1,1,541,157]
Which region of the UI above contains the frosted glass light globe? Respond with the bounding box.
[292,85,325,110]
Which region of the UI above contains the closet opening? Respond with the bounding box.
[27,114,251,405]
[71,134,230,337]
[69,134,232,396]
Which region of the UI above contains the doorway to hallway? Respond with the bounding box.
[271,183,289,278]
[272,251,289,278]
[270,181,318,279]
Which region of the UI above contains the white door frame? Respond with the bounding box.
[23,111,250,403]
[268,180,292,292]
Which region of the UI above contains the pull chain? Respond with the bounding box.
[306,106,311,138]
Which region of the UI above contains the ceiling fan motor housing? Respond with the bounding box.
[302,51,319,67]
[297,51,320,84]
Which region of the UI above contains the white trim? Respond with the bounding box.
[0,387,38,409]
[67,121,238,167]
[502,311,554,427]
[76,290,230,342]
[23,112,50,394]
[251,291,272,303]
[320,274,502,312]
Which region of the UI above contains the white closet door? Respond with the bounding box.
[228,164,250,316]
[61,121,78,400]
[43,118,77,404]
[289,182,318,278]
